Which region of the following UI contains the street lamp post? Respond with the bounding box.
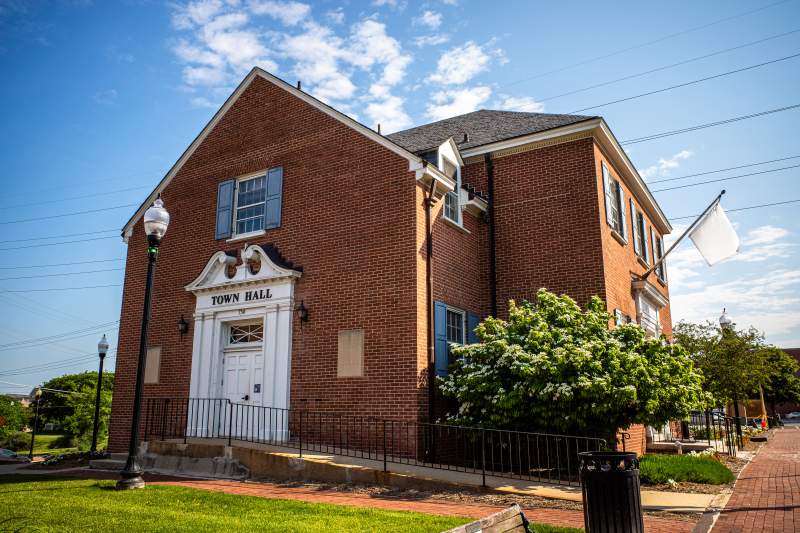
[719,309,743,446]
[91,334,109,454]
[28,387,42,459]
[117,198,169,490]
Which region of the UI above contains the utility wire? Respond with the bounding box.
[648,155,800,184]
[0,354,117,377]
[652,164,800,192]
[566,52,800,114]
[0,204,137,225]
[620,104,800,144]
[501,0,792,87]
[0,321,119,349]
[2,185,150,210]
[0,284,122,293]
[537,28,800,103]
[0,268,123,282]
[671,198,800,221]
[0,229,118,245]
[0,258,125,270]
[0,235,119,251]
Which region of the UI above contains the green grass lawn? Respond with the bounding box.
[9,433,79,456]
[0,476,582,532]
[639,454,735,485]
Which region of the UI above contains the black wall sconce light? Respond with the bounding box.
[295,301,309,323]
[178,315,190,337]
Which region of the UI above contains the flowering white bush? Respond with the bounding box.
[438,289,706,443]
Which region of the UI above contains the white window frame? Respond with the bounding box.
[225,320,265,348]
[441,155,462,225]
[232,172,268,238]
[445,306,466,363]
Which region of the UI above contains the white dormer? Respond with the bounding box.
[438,138,464,226]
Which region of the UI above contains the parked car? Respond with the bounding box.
[784,411,800,419]
[0,449,31,463]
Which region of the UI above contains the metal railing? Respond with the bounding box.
[648,410,740,456]
[144,397,607,487]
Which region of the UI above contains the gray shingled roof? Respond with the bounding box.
[386,109,596,154]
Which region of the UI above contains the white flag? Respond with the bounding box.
[689,203,740,265]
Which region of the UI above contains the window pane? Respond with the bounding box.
[229,323,264,344]
[235,176,266,234]
[444,192,458,221]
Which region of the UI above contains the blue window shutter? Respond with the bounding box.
[264,167,283,229]
[617,182,627,242]
[434,301,448,376]
[215,179,235,239]
[467,313,480,344]
[643,224,650,264]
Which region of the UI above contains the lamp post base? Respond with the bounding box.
[117,457,146,490]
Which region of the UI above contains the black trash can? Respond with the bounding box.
[578,451,644,533]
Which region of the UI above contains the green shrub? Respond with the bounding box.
[0,430,31,452]
[639,454,734,485]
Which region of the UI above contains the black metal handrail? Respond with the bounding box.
[144,397,607,487]
[648,410,739,457]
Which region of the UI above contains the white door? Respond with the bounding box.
[221,321,265,439]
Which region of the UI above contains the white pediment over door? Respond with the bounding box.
[186,244,301,293]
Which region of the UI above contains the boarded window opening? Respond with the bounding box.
[144,346,161,384]
[337,330,364,377]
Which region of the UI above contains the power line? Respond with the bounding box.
[2,185,150,210]
[0,235,120,251]
[0,284,122,293]
[500,0,791,87]
[0,354,116,377]
[620,104,800,145]
[0,321,119,349]
[648,155,800,184]
[536,28,800,103]
[652,164,800,192]
[0,258,125,270]
[671,198,800,221]
[566,52,800,114]
[0,229,118,244]
[0,204,137,225]
[0,268,123,282]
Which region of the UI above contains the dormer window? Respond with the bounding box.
[437,138,463,226]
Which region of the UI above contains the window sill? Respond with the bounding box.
[609,228,627,246]
[656,276,668,287]
[443,216,470,234]
[637,256,649,269]
[227,230,266,243]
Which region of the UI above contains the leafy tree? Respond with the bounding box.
[761,347,800,413]
[39,371,114,426]
[0,395,30,437]
[62,386,112,450]
[438,289,705,444]
[673,321,771,406]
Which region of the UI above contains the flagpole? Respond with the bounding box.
[642,190,726,279]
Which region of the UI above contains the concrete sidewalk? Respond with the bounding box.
[136,438,715,513]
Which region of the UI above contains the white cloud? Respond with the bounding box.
[94,88,118,105]
[640,149,693,179]
[325,8,344,24]
[427,86,491,121]
[498,95,545,113]
[414,34,449,47]
[249,0,310,26]
[743,225,789,246]
[429,41,493,85]
[414,10,442,30]
[190,96,218,108]
[367,95,412,132]
[172,0,224,29]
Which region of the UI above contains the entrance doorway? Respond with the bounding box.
[222,321,264,406]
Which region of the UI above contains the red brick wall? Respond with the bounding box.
[109,76,423,452]
[486,138,607,317]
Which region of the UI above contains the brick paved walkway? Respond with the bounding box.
[713,427,800,532]
[151,478,694,532]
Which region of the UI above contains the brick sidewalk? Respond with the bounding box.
[151,478,694,532]
[713,427,800,532]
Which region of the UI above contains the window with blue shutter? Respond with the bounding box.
[630,199,641,256]
[642,223,650,264]
[617,182,627,243]
[264,167,283,229]
[215,179,235,240]
[602,163,615,227]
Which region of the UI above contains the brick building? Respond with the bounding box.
[109,68,672,455]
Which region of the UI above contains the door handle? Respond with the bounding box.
[242,394,250,401]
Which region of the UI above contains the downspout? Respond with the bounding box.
[425,177,438,424]
[485,153,498,317]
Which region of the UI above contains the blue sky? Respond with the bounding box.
[1,0,799,393]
